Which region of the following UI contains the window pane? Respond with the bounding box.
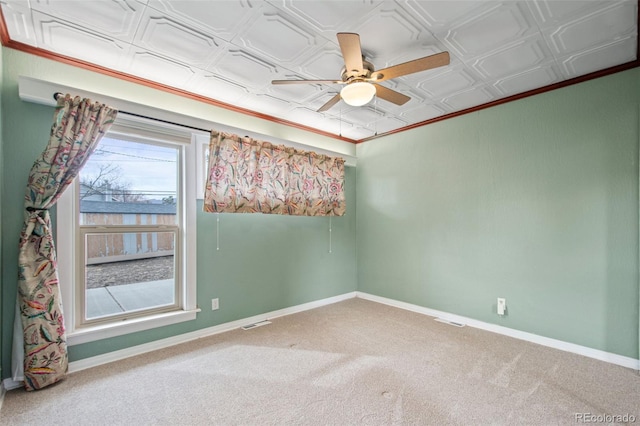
[84,231,177,321]
[79,137,178,225]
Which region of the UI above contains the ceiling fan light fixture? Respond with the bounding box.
[340,81,376,106]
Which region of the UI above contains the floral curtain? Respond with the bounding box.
[204,131,345,216]
[13,94,117,390]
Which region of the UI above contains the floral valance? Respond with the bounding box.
[204,131,345,216]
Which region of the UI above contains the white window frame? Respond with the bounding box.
[195,133,209,199]
[58,116,199,346]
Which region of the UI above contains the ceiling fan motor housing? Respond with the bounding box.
[341,59,375,83]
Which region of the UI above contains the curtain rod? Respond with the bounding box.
[53,92,211,134]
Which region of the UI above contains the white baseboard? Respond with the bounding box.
[356,291,640,371]
[0,380,5,411]
[69,291,356,374]
[2,378,23,391]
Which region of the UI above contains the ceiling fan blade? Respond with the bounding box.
[272,79,342,85]
[337,32,364,73]
[371,51,450,82]
[375,84,411,106]
[317,93,342,112]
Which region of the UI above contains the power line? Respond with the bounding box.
[93,148,175,162]
[99,143,175,155]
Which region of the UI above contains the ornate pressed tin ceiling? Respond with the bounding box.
[1,0,638,142]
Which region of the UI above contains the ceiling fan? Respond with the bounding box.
[272,32,450,112]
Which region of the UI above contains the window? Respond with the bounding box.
[58,117,198,345]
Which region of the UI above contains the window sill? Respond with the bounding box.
[67,308,201,346]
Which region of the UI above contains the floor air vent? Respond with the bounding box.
[434,318,465,327]
[241,320,272,330]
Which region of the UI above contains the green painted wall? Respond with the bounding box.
[356,68,640,359]
[0,48,357,371]
[0,44,4,379]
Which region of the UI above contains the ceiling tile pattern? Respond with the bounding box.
[1,0,637,141]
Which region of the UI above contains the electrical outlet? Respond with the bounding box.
[211,298,219,311]
[497,298,506,316]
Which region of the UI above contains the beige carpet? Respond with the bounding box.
[1,298,638,425]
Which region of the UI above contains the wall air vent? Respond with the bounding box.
[241,320,272,330]
[434,318,465,327]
